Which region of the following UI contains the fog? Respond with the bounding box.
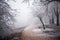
[6,0,46,29]
[0,0,60,38]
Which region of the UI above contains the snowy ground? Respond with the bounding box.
[1,24,60,40]
[22,24,60,40]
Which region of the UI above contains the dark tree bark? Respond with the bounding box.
[56,7,59,26]
[37,14,45,29]
[56,13,59,26]
[39,17,45,29]
[55,2,59,26]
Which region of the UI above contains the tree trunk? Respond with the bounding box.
[56,2,59,26]
[39,18,45,29]
[56,13,59,26]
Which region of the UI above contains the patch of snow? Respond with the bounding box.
[32,28,54,33]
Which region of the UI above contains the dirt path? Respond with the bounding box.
[22,24,60,40]
[2,24,60,40]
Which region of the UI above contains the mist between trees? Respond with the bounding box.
[0,0,60,39]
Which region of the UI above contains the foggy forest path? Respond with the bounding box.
[8,24,60,40]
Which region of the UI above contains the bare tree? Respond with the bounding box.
[48,0,60,26]
[41,0,60,26]
[0,0,15,39]
[55,2,59,26]
[37,15,45,29]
